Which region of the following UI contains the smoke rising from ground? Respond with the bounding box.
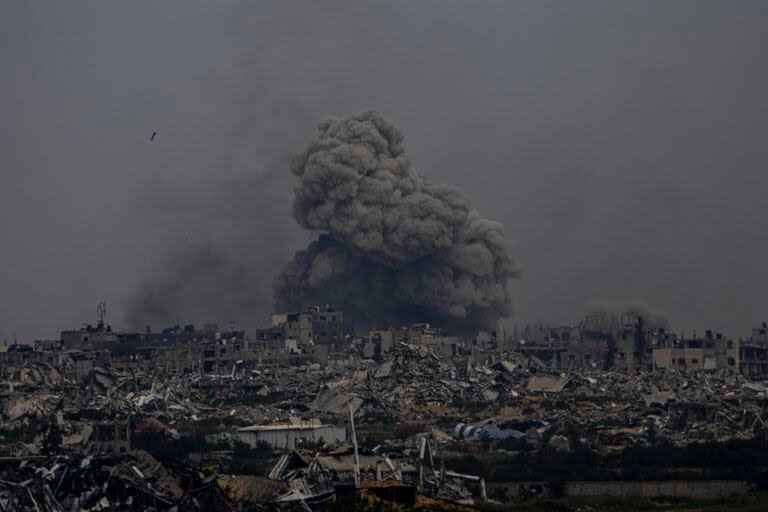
[126,158,302,330]
[274,111,520,333]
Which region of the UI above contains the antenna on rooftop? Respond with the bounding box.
[97,302,107,329]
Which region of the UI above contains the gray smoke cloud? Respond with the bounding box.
[126,157,301,331]
[274,111,520,333]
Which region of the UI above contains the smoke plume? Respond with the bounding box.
[126,157,302,330]
[274,111,520,333]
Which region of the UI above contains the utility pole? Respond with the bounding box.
[349,404,361,488]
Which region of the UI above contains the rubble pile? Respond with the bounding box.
[495,367,764,451]
[280,343,768,454]
[306,344,525,423]
[0,323,767,509]
[2,339,767,457]
[0,450,233,512]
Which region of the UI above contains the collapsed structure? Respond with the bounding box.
[1,303,767,509]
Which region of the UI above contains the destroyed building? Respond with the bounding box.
[253,306,344,364]
[653,330,739,372]
[738,322,768,378]
[259,305,344,348]
[2,302,768,510]
[509,313,766,379]
[365,324,466,360]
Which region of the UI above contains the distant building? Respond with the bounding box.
[652,331,738,372]
[752,322,768,344]
[365,324,462,359]
[257,306,344,351]
[368,329,404,356]
[740,322,768,378]
[513,318,746,375]
[61,328,118,349]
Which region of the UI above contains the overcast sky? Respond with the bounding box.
[2,1,768,340]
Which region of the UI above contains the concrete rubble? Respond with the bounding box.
[0,309,767,509]
[0,450,234,511]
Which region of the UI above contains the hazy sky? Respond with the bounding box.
[2,1,768,340]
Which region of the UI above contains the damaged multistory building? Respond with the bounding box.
[509,313,766,379]
[740,322,768,378]
[253,305,344,363]
[1,304,768,510]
